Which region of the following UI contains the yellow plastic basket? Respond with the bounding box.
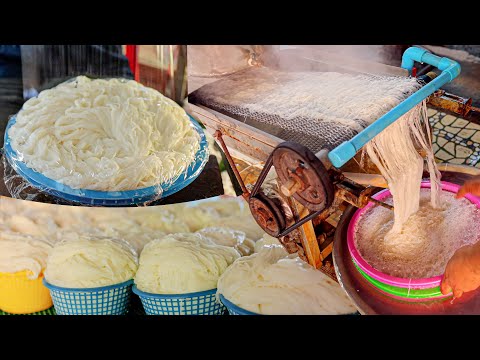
[0,271,53,314]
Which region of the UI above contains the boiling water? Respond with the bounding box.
[354,189,480,278]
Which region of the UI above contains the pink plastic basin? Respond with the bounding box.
[347,181,480,294]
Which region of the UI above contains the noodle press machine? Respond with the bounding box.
[223,48,460,232]
[216,135,392,238]
[215,132,399,271]
[191,47,462,269]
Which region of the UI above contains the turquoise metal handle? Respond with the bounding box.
[328,47,461,169]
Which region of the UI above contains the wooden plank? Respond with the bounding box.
[290,201,322,269]
[321,241,334,259]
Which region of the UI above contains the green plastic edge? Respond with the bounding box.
[0,306,56,315]
[353,260,442,299]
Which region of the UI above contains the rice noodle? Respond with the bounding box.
[8,76,200,191]
[364,100,441,235]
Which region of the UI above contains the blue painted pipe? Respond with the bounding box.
[327,47,461,169]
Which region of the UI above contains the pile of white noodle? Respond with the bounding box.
[8,76,200,191]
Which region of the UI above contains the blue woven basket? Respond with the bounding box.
[43,279,133,315]
[219,295,259,315]
[3,114,209,206]
[132,285,226,315]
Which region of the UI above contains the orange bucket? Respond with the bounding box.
[0,271,53,314]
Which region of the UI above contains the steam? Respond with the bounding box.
[261,45,408,76]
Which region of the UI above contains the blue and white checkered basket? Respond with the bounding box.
[132,285,226,315]
[219,295,258,315]
[43,279,133,315]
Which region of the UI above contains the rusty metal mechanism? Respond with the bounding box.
[418,71,477,121]
[249,141,335,238]
[273,142,334,212]
[248,193,286,237]
[214,130,393,241]
[428,90,473,118]
[335,178,394,210]
[426,90,480,125]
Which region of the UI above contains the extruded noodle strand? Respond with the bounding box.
[364,100,441,235]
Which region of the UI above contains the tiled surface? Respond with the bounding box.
[428,108,480,167]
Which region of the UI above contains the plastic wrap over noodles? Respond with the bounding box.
[2,145,208,206]
[4,76,208,204]
[2,152,136,205]
[2,154,53,203]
